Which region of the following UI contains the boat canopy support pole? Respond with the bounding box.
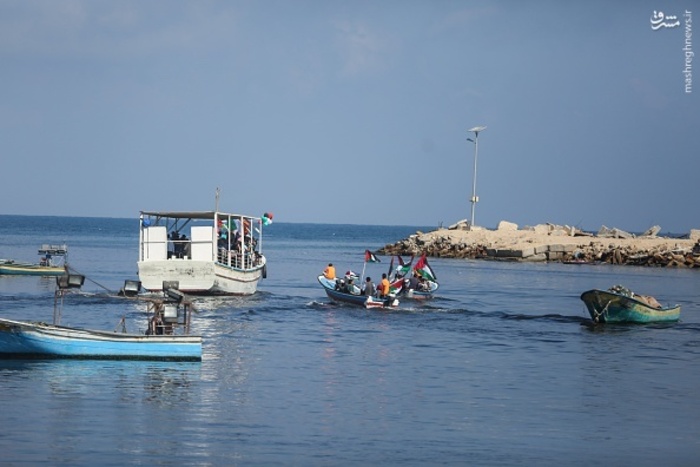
[53,290,66,325]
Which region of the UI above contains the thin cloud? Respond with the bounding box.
[434,5,499,32]
[0,1,240,59]
[334,20,396,76]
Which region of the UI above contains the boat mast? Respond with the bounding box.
[215,187,220,213]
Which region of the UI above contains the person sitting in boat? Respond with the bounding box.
[146,313,164,336]
[362,277,375,297]
[417,276,430,291]
[343,270,359,287]
[637,294,663,309]
[323,263,336,280]
[346,277,360,295]
[335,278,345,291]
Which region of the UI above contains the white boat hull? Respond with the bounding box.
[138,257,265,295]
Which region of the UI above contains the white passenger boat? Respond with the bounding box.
[138,210,267,295]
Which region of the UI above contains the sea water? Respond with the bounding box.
[0,215,699,466]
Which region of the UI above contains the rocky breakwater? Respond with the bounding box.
[379,221,700,268]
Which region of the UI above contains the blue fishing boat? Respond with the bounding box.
[317,275,399,309]
[0,275,202,361]
[580,285,681,324]
[0,318,202,360]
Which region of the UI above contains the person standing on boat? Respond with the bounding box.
[363,277,375,297]
[169,231,179,258]
[408,272,420,291]
[378,273,391,298]
[323,263,336,280]
[183,234,192,259]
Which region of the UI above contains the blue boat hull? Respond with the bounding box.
[0,318,202,361]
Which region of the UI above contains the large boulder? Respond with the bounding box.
[598,225,633,239]
[448,220,470,230]
[497,221,518,231]
[642,225,661,237]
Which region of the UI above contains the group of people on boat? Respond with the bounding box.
[323,263,394,298]
[168,231,191,259]
[322,252,439,302]
[216,217,263,269]
[399,270,432,292]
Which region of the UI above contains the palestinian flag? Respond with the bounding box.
[389,279,403,294]
[393,255,413,278]
[413,254,436,281]
[364,250,380,263]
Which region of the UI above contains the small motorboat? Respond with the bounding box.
[317,275,399,309]
[580,285,680,324]
[0,244,68,276]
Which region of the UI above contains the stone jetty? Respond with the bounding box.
[379,220,700,268]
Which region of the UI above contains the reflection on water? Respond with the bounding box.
[0,359,200,403]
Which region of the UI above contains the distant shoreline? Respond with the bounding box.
[379,222,700,268]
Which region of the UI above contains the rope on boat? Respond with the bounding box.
[114,316,128,333]
[593,298,612,323]
[65,265,199,320]
[66,265,116,294]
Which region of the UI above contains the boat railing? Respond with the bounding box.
[138,213,265,266]
[216,248,259,270]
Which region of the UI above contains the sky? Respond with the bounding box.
[1,0,697,233]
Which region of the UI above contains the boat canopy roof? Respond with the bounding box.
[140,211,261,221]
[38,244,68,255]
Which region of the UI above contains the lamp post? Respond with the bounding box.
[467,125,486,228]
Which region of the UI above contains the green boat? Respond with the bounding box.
[0,245,68,276]
[580,285,680,324]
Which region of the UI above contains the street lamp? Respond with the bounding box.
[467,125,486,228]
